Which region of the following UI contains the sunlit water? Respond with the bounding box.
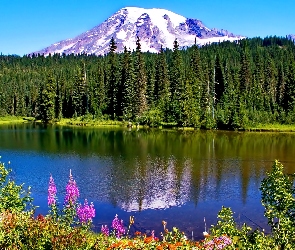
[1,123,295,239]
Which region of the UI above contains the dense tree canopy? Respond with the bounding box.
[1,36,295,128]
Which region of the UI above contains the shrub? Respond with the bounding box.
[0,158,33,213]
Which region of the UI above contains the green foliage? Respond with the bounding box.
[208,160,295,249]
[106,37,120,119]
[260,160,295,248]
[169,39,185,124]
[155,46,170,122]
[2,36,295,128]
[134,37,148,117]
[39,73,56,122]
[210,206,241,237]
[136,108,163,127]
[121,47,135,120]
[210,207,275,249]
[0,159,33,213]
[0,211,98,250]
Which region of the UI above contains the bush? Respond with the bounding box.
[0,158,33,213]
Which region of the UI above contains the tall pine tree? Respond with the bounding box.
[155,45,170,121]
[169,39,185,124]
[121,47,135,120]
[134,37,148,118]
[39,73,56,122]
[106,37,120,119]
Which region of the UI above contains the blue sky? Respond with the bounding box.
[1,0,294,56]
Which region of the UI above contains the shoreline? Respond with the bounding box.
[1,116,295,132]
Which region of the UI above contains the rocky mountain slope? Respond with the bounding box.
[32,7,245,56]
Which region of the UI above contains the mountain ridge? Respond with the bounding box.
[32,7,245,56]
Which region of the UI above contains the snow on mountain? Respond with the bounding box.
[32,7,245,56]
[288,34,295,42]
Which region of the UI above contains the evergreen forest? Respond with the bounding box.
[1,36,295,129]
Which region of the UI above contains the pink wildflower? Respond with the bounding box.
[112,214,125,238]
[76,199,95,224]
[48,175,57,206]
[64,169,79,205]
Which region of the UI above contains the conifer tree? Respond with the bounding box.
[39,73,56,122]
[0,85,6,115]
[190,42,203,98]
[89,61,106,117]
[55,75,63,120]
[106,37,120,119]
[134,37,147,118]
[239,44,252,98]
[200,58,216,128]
[277,62,287,109]
[238,44,252,126]
[72,64,87,116]
[121,47,135,120]
[155,46,170,121]
[214,53,225,105]
[1,36,295,127]
[169,39,185,124]
[181,79,200,127]
[252,51,265,112]
[264,54,277,112]
[286,61,295,117]
[146,55,156,109]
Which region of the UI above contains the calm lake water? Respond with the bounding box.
[0,123,295,239]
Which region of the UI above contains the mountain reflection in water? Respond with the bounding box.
[1,123,295,238]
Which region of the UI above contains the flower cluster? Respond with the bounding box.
[47,170,95,229]
[76,199,95,224]
[203,235,232,250]
[48,175,57,206]
[112,214,125,238]
[64,170,80,205]
[101,225,109,236]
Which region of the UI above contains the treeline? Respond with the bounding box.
[1,36,295,129]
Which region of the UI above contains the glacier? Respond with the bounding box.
[32,7,245,56]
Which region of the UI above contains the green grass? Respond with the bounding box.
[245,123,295,132]
[56,118,129,128]
[0,116,35,124]
[1,115,295,132]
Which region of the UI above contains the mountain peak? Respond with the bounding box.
[32,7,245,56]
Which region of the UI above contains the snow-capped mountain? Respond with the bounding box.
[32,7,245,56]
[288,34,295,42]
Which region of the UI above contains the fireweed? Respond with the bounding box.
[62,170,81,225]
[101,215,135,239]
[47,170,95,228]
[64,169,80,205]
[111,214,126,238]
[47,174,58,219]
[76,199,95,225]
[101,224,110,236]
[203,235,232,250]
[48,175,57,206]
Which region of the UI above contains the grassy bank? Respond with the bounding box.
[1,116,295,132]
[0,116,34,124]
[56,118,127,128]
[244,123,295,132]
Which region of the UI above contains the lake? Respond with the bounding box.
[0,123,295,239]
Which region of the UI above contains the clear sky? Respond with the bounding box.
[1,0,294,56]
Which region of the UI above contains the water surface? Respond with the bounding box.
[1,123,294,239]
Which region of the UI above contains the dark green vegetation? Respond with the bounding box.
[1,36,295,129]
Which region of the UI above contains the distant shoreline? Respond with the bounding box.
[1,116,295,132]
